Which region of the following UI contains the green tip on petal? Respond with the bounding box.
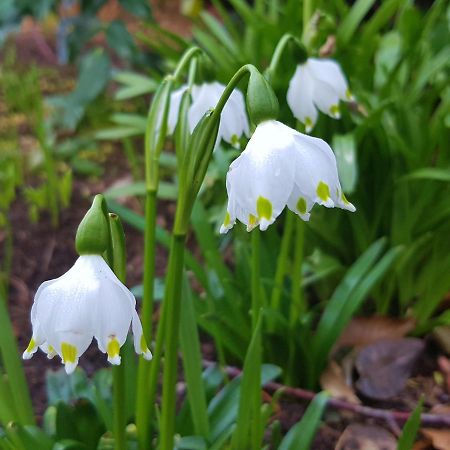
[256,196,273,221]
[61,342,77,364]
[296,197,307,215]
[329,104,341,118]
[305,117,313,133]
[317,182,331,202]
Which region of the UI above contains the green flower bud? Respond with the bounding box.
[75,194,110,255]
[246,69,279,125]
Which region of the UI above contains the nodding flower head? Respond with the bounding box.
[287,58,353,133]
[23,255,151,374]
[168,81,250,147]
[220,120,355,233]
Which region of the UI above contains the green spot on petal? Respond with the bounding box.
[223,211,231,227]
[330,104,340,117]
[346,89,353,100]
[256,196,273,220]
[341,192,350,204]
[248,214,258,228]
[297,197,307,215]
[61,342,77,364]
[305,117,313,131]
[140,335,149,353]
[107,337,120,359]
[26,338,36,353]
[317,182,331,202]
[230,134,239,147]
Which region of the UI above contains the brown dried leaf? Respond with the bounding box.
[412,439,433,450]
[421,429,450,450]
[320,361,361,404]
[355,338,425,400]
[335,316,416,352]
[335,424,397,450]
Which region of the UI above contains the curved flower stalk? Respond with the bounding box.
[287,58,353,132]
[168,81,250,147]
[23,255,152,374]
[220,120,355,233]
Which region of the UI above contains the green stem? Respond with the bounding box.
[302,0,315,45]
[136,190,157,450]
[35,110,59,227]
[269,212,295,316]
[108,214,127,450]
[251,230,262,331]
[291,219,305,318]
[159,234,186,450]
[250,230,262,449]
[286,219,305,385]
[123,138,141,181]
[266,34,306,82]
[0,290,34,425]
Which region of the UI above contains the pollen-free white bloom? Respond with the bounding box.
[220,120,355,233]
[168,81,250,146]
[23,255,152,374]
[287,58,353,133]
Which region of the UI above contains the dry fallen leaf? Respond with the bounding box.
[432,327,450,355]
[421,429,450,450]
[335,424,397,450]
[320,360,361,404]
[355,338,425,400]
[335,316,416,353]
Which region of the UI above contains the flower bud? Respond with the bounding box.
[75,194,110,255]
[246,69,279,125]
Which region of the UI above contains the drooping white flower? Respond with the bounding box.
[23,255,152,374]
[220,120,355,233]
[287,58,353,133]
[167,81,250,147]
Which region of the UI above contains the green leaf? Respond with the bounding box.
[179,274,210,437]
[338,0,376,45]
[113,72,157,100]
[333,134,358,193]
[279,392,329,450]
[103,181,177,200]
[397,399,423,450]
[231,315,262,450]
[402,167,450,182]
[106,21,136,61]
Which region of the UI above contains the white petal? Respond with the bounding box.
[290,131,355,212]
[308,58,350,101]
[188,83,222,132]
[188,82,249,145]
[131,310,152,360]
[311,77,341,119]
[167,85,188,134]
[287,65,318,132]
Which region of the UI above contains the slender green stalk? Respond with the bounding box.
[136,191,157,450]
[250,230,262,449]
[270,212,295,315]
[286,219,305,385]
[302,0,315,45]
[108,214,127,450]
[291,219,305,318]
[0,290,34,425]
[251,230,262,331]
[158,234,186,450]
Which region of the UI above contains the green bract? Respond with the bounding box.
[246,68,279,125]
[75,194,110,255]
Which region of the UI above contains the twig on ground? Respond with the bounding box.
[203,360,450,428]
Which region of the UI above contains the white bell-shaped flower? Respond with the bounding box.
[220,120,355,233]
[168,81,250,147]
[287,58,353,133]
[23,255,152,374]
